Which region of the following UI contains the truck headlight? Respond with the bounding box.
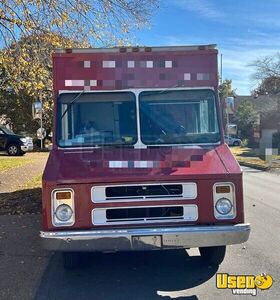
[215,198,233,215]
[52,189,75,226]
[55,204,73,221]
[213,183,236,219]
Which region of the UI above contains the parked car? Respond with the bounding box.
[0,126,33,156]
[225,135,242,146]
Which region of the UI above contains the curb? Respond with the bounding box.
[238,161,270,171]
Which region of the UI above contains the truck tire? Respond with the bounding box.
[63,252,81,269]
[233,141,240,146]
[199,246,226,266]
[7,144,21,156]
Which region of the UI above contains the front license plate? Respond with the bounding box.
[132,235,162,249]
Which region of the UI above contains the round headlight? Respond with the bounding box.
[55,204,73,221]
[215,198,233,215]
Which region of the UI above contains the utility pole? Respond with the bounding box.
[39,90,43,150]
[40,100,43,150]
[220,53,223,84]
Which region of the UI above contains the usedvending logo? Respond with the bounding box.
[216,273,273,296]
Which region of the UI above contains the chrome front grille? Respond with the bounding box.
[106,206,184,221]
[106,184,183,199]
[91,182,197,203]
[92,205,198,225]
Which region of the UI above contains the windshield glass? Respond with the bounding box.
[139,89,220,145]
[1,127,15,135]
[58,92,137,147]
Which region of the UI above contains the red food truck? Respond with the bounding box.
[41,45,250,268]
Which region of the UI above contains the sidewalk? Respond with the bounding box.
[0,153,48,193]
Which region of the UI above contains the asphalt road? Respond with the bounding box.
[0,166,279,300]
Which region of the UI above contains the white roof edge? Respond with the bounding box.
[54,45,217,54]
[58,86,215,94]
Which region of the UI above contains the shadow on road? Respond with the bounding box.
[0,188,41,215]
[35,250,218,300]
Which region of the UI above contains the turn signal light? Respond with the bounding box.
[216,186,231,194]
[55,191,72,200]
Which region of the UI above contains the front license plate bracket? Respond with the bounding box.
[132,235,162,249]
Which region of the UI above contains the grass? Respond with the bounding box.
[230,146,280,170]
[0,152,49,173]
[230,147,257,157]
[0,156,33,172]
[0,152,48,215]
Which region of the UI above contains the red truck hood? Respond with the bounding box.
[43,144,241,184]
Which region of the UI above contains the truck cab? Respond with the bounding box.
[41,45,250,268]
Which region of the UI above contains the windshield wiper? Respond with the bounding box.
[141,84,180,97]
[80,143,135,148]
[101,143,135,148]
[60,91,85,120]
[158,84,180,94]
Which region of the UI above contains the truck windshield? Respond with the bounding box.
[139,89,220,145]
[58,92,137,147]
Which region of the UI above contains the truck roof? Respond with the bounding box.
[54,44,217,53]
[53,45,218,93]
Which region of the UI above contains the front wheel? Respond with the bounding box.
[7,144,21,156]
[233,141,240,146]
[199,246,226,266]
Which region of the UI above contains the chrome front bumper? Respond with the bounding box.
[40,223,250,252]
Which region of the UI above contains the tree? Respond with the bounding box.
[250,53,280,132]
[255,76,280,96]
[0,0,158,46]
[234,101,258,140]
[218,79,236,128]
[218,79,236,101]
[0,1,159,134]
[251,53,280,82]
[0,33,79,133]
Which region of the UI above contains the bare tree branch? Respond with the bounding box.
[0,0,159,47]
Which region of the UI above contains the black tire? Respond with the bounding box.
[7,144,21,156]
[199,246,226,266]
[63,252,81,269]
[233,141,240,146]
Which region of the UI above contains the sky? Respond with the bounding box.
[134,0,280,95]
